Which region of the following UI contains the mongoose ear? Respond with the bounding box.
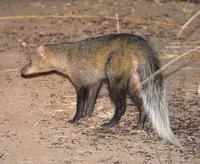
[37,45,46,59]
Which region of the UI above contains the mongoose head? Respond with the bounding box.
[21,45,54,76]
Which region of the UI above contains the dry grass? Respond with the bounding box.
[0,14,195,30]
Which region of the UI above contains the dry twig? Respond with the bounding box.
[115,13,120,33]
[140,46,200,88]
[153,140,162,164]
[0,68,19,73]
[33,119,46,128]
[177,10,200,39]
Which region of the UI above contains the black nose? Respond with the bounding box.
[20,68,26,77]
[21,61,32,77]
[20,65,28,77]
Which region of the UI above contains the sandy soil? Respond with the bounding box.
[0,0,200,164]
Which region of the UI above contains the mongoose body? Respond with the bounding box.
[21,33,182,148]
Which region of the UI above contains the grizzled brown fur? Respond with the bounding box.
[21,33,182,148]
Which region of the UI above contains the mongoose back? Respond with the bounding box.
[21,33,182,148]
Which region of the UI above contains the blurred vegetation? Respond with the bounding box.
[171,0,199,3]
[150,0,200,3]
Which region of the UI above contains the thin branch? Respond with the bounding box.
[153,140,162,164]
[177,10,200,39]
[0,15,116,21]
[115,13,120,33]
[33,119,46,128]
[149,133,162,164]
[140,46,200,88]
[0,68,19,73]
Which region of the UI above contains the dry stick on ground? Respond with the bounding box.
[0,68,19,73]
[153,140,162,164]
[149,133,162,164]
[177,10,200,39]
[139,46,200,88]
[0,15,116,20]
[33,119,47,128]
[115,13,120,33]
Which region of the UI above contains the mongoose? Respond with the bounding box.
[21,33,182,148]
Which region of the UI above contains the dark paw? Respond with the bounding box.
[82,110,93,118]
[68,119,79,125]
[137,121,145,129]
[82,113,93,119]
[101,122,116,128]
[81,113,89,118]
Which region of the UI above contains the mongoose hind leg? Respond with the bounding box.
[101,83,127,128]
[129,72,147,129]
[131,96,147,129]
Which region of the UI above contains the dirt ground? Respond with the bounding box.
[0,0,200,164]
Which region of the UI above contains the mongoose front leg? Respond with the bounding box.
[83,81,102,117]
[69,87,88,124]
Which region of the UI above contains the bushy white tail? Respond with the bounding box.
[137,52,182,148]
